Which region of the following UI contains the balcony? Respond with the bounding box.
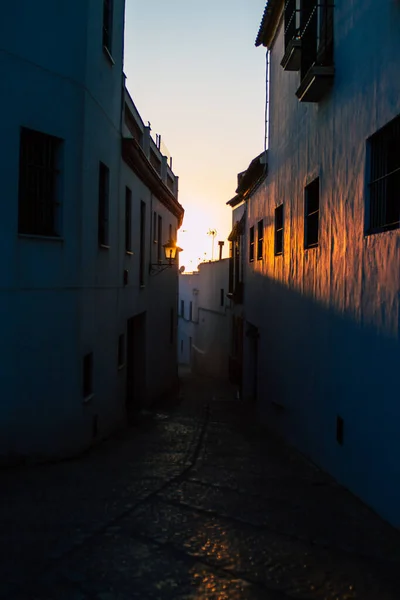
[281,37,302,71]
[296,64,334,102]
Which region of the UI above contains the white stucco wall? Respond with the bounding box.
[245,3,400,526]
[178,260,230,379]
[0,1,182,460]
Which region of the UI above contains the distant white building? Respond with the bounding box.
[241,0,400,527]
[0,1,184,462]
[178,258,230,379]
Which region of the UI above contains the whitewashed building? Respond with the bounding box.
[178,259,230,379]
[242,0,400,526]
[0,1,183,462]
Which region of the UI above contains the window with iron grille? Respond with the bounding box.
[367,114,400,233]
[275,204,284,255]
[284,0,301,50]
[83,353,93,398]
[157,215,163,262]
[98,162,110,246]
[257,219,264,260]
[18,127,62,236]
[300,0,334,80]
[249,226,255,262]
[125,187,132,253]
[304,178,319,248]
[118,334,125,368]
[102,0,113,53]
[139,201,146,286]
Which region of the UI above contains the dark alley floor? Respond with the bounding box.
[1,371,400,599]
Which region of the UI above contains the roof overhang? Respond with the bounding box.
[255,0,284,48]
[122,138,184,227]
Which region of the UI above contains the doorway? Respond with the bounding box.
[126,312,146,418]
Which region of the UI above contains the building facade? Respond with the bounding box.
[178,259,230,379]
[242,0,400,526]
[0,1,183,462]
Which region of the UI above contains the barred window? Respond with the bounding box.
[125,187,132,252]
[300,0,334,80]
[98,162,110,246]
[284,0,301,49]
[18,128,62,236]
[103,0,113,53]
[367,115,400,233]
[275,204,284,255]
[304,178,319,248]
[249,226,255,262]
[257,219,264,260]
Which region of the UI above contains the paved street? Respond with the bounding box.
[1,371,400,600]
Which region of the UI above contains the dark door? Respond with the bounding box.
[126,312,146,417]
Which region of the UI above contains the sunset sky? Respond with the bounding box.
[124,0,267,270]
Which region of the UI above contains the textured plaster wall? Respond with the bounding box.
[245,3,400,526]
[0,0,180,459]
[178,261,229,378]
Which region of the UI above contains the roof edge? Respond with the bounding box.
[255,0,284,48]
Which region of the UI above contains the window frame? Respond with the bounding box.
[304,177,320,249]
[18,127,63,237]
[180,299,185,317]
[82,353,94,400]
[257,219,264,260]
[274,204,284,256]
[157,215,163,263]
[102,0,113,56]
[98,162,110,248]
[125,186,132,253]
[139,200,146,286]
[366,114,400,235]
[249,226,255,262]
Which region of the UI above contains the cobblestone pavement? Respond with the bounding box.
[1,371,400,599]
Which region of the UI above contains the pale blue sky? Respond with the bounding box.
[124,0,267,266]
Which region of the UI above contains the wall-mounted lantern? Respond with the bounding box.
[150,239,182,275]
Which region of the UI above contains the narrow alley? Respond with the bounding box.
[1,372,400,600]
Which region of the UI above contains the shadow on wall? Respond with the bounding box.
[247,271,400,528]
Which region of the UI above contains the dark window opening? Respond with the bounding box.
[125,187,132,252]
[189,301,193,321]
[228,242,234,293]
[180,300,184,317]
[249,226,255,262]
[18,127,62,236]
[139,201,146,285]
[275,204,284,255]
[170,308,174,344]
[118,334,125,367]
[284,0,301,49]
[220,289,224,307]
[304,178,319,248]
[300,0,334,80]
[157,215,162,263]
[98,162,110,246]
[153,211,157,243]
[257,219,263,260]
[103,0,113,53]
[367,114,400,233]
[83,353,93,398]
